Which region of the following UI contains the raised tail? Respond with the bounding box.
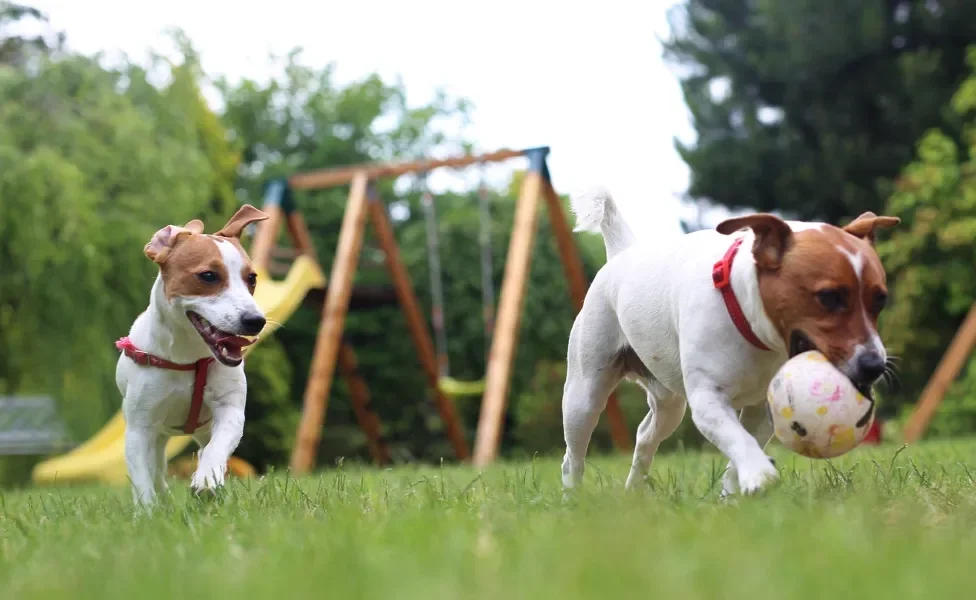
[570,186,637,260]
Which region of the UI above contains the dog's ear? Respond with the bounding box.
[716,213,794,271]
[183,219,205,234]
[842,212,900,244]
[145,225,195,263]
[215,204,269,239]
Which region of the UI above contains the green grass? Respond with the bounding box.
[2,440,976,599]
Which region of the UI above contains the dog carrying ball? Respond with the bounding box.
[767,351,876,459]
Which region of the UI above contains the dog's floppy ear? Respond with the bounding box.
[215,204,269,239]
[183,219,205,234]
[145,225,195,263]
[716,213,794,271]
[842,212,900,245]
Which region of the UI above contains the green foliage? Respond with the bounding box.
[666,0,976,223]
[0,1,62,68]
[922,363,976,438]
[0,39,240,437]
[0,19,645,471]
[878,47,976,419]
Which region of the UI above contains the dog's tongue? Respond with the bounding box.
[216,334,255,350]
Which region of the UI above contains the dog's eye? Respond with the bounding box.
[197,271,220,283]
[871,291,888,314]
[815,289,847,313]
[246,273,257,287]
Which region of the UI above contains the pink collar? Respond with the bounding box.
[115,337,213,434]
[711,238,771,351]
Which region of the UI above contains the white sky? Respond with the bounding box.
[29,0,700,240]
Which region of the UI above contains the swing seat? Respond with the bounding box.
[438,376,486,396]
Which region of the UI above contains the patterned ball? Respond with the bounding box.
[766,350,876,459]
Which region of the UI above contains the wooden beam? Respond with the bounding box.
[903,301,976,443]
[472,170,544,467]
[285,211,318,259]
[289,172,370,474]
[336,342,391,465]
[542,180,632,452]
[289,148,532,191]
[270,247,302,260]
[364,187,470,460]
[302,285,398,312]
[541,181,589,311]
[250,203,282,270]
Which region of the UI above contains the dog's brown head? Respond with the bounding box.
[142,205,270,366]
[716,212,900,395]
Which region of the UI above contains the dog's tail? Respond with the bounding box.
[570,186,637,260]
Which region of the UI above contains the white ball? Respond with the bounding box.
[767,351,876,459]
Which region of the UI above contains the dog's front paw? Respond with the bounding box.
[736,458,779,495]
[190,462,226,494]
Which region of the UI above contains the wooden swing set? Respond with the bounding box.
[247,147,632,473]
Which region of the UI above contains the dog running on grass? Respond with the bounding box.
[561,188,898,497]
[116,205,269,506]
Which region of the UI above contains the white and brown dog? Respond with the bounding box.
[116,205,269,505]
[562,188,899,496]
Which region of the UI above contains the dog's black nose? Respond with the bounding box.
[854,350,886,386]
[240,313,266,335]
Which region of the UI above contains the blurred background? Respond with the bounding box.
[2,0,976,483]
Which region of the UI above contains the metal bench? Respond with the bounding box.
[0,395,74,455]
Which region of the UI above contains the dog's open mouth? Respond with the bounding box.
[788,330,815,359]
[789,330,874,402]
[187,312,254,367]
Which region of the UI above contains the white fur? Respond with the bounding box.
[562,189,810,497]
[570,186,637,260]
[119,239,262,506]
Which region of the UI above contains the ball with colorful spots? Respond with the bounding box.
[766,350,876,459]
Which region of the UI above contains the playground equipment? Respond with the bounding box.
[417,165,496,398]
[32,146,633,483]
[0,395,72,456]
[903,301,976,443]
[283,146,631,472]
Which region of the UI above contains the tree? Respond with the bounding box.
[0,38,241,437]
[666,0,976,224]
[0,2,62,68]
[876,47,976,422]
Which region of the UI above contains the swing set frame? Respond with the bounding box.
[271,146,632,473]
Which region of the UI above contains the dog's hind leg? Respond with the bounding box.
[720,402,775,498]
[561,368,619,489]
[561,305,624,490]
[624,384,686,490]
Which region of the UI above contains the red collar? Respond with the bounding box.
[711,238,771,351]
[115,336,214,434]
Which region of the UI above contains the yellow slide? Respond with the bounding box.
[31,256,326,485]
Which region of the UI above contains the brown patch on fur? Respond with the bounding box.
[144,205,268,299]
[157,234,229,300]
[716,213,793,270]
[215,204,268,238]
[842,211,900,244]
[717,211,898,367]
[756,225,890,366]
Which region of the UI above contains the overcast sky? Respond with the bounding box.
[29,0,700,240]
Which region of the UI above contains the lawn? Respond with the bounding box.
[1,440,975,599]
